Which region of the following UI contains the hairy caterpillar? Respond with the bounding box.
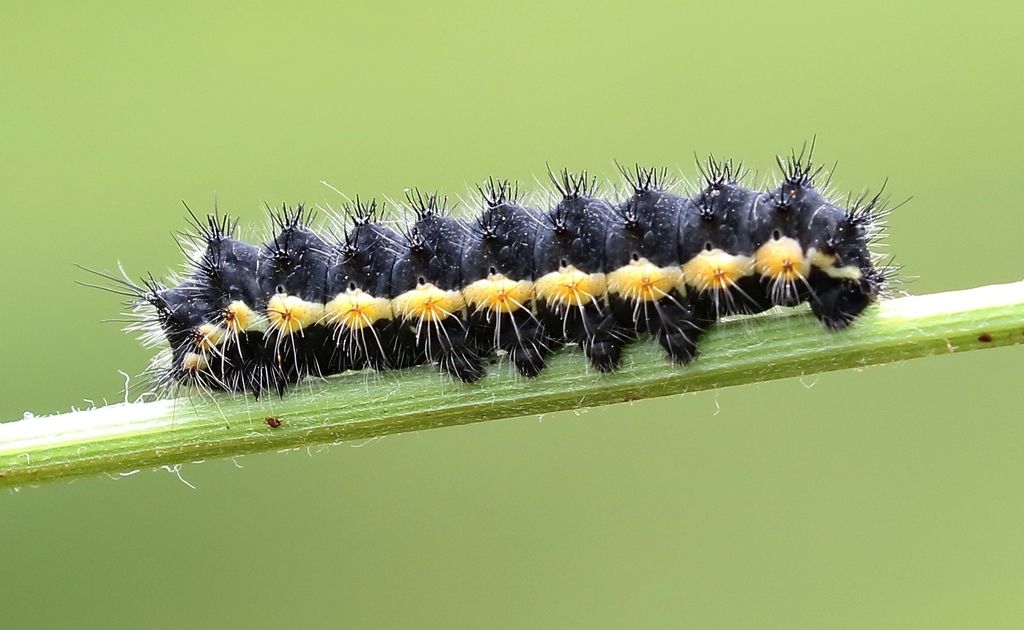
[91,146,894,398]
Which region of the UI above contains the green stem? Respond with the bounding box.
[3,281,1023,488]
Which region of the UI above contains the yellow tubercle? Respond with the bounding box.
[807,248,863,281]
[808,248,837,271]
[266,293,325,335]
[534,265,607,308]
[194,323,226,351]
[606,257,683,302]
[462,274,534,314]
[754,236,810,282]
[222,300,267,334]
[182,352,209,372]
[322,288,393,330]
[682,249,754,292]
[392,283,466,322]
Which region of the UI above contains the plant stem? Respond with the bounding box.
[2,281,1023,488]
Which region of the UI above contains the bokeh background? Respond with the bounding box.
[2,1,1022,627]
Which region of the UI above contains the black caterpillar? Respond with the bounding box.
[95,148,893,397]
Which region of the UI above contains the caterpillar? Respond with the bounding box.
[92,146,894,398]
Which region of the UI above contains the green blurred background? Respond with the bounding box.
[2,1,1022,627]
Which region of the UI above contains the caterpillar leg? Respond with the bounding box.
[501,312,553,377]
[538,301,630,373]
[609,288,704,366]
[467,308,553,377]
[439,348,486,382]
[580,310,629,373]
[333,320,413,373]
[808,274,874,330]
[420,317,486,383]
[508,338,551,377]
[651,302,706,365]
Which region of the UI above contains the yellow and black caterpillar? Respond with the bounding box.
[98,148,893,397]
